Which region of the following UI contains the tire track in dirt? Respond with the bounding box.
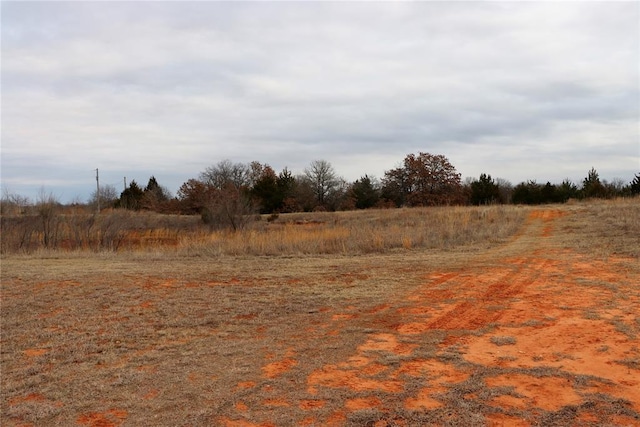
[424,258,545,332]
[417,209,565,333]
[219,208,640,426]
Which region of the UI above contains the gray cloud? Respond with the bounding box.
[2,1,638,202]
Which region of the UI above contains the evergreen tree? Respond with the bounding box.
[350,175,380,209]
[142,176,170,210]
[381,167,410,207]
[470,174,501,205]
[118,180,144,210]
[276,168,297,212]
[556,179,578,202]
[512,181,543,205]
[627,173,640,195]
[540,182,558,203]
[251,165,280,213]
[581,167,605,199]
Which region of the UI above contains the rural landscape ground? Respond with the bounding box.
[2,200,639,426]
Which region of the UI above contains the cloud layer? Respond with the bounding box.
[2,2,638,202]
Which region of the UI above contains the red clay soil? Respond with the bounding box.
[76,409,128,427]
[220,209,640,426]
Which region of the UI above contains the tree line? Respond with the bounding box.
[2,152,639,231]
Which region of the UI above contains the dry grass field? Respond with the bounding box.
[1,200,639,426]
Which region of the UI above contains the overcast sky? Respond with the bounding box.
[2,1,638,203]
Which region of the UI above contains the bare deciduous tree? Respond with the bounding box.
[304,160,340,209]
[1,187,30,216]
[201,187,256,231]
[89,184,119,210]
[201,160,251,190]
[36,188,61,248]
[199,160,257,231]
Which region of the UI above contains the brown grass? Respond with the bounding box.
[1,204,528,256]
[559,197,640,258]
[0,210,201,253]
[1,198,639,426]
[181,205,528,256]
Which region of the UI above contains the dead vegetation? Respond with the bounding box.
[559,197,640,258]
[1,198,639,426]
[1,204,527,256]
[184,205,527,256]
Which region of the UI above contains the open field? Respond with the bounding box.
[2,200,639,426]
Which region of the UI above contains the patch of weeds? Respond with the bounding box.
[479,382,522,401]
[571,374,605,389]
[521,319,544,327]
[582,310,601,320]
[596,345,609,353]
[532,355,544,362]
[611,318,637,339]
[6,401,63,423]
[110,369,142,386]
[576,394,640,421]
[421,404,487,426]
[512,365,568,379]
[490,336,517,346]
[576,278,620,294]
[378,353,402,369]
[497,355,518,362]
[536,404,581,426]
[346,408,384,426]
[437,350,465,364]
[615,358,640,371]
[370,408,436,426]
[475,323,499,335]
[552,352,576,361]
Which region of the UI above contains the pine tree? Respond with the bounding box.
[118,180,144,210]
[470,174,501,205]
[581,167,605,199]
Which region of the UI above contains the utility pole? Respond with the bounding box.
[124,177,127,191]
[96,168,100,213]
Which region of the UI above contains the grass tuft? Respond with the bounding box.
[490,336,517,346]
